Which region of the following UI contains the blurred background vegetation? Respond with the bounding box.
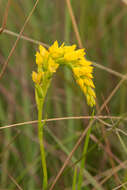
[0,0,127,189]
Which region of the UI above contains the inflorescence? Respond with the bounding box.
[32,41,96,107]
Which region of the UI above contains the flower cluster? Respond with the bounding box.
[32,41,96,107]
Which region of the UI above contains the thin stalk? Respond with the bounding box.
[38,99,48,190]
[115,130,127,190]
[77,111,94,190]
[72,166,77,190]
[116,130,127,155]
[79,0,86,42]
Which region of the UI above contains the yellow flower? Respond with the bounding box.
[76,78,84,89]
[86,94,91,105]
[49,41,63,59]
[90,97,96,107]
[86,87,96,107]
[64,49,85,62]
[72,60,95,106]
[73,67,93,78]
[86,94,96,107]
[39,45,47,56]
[87,87,96,98]
[83,86,87,94]
[78,58,92,67]
[85,73,93,79]
[35,52,43,65]
[49,40,59,51]
[35,45,49,66]
[32,71,43,84]
[48,58,59,73]
[63,44,76,53]
[83,78,95,88]
[39,45,49,58]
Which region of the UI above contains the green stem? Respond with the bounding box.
[38,99,48,190]
[77,110,94,190]
[72,167,77,190]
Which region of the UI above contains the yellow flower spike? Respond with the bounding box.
[32,71,42,84]
[36,52,43,65]
[72,60,95,106]
[33,41,96,108]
